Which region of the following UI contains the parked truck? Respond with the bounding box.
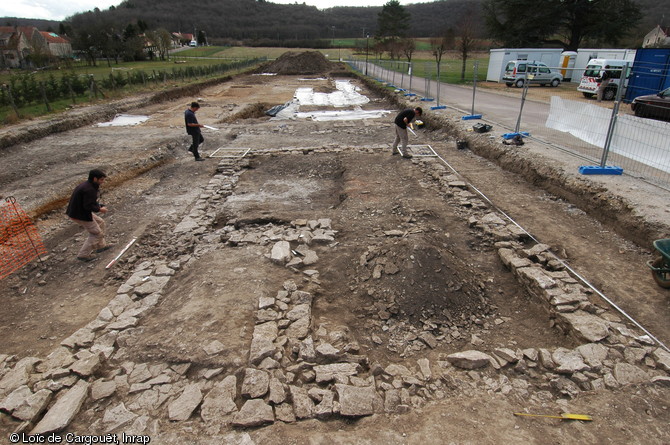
[577,58,631,100]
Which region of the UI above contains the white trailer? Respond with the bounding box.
[486,48,563,82]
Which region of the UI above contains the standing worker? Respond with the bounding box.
[596,66,611,102]
[66,169,110,262]
[391,107,422,159]
[185,101,206,161]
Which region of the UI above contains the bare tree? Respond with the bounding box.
[372,39,385,60]
[400,38,415,64]
[387,39,403,61]
[155,28,173,61]
[456,11,478,81]
[430,30,453,81]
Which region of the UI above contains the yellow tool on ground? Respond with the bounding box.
[514,412,593,421]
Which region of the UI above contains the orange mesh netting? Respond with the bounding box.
[0,197,47,280]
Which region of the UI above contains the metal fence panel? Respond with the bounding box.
[348,57,670,188]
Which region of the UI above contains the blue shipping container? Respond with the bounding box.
[625,48,670,103]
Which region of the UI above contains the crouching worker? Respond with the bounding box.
[392,107,422,159]
[66,169,110,262]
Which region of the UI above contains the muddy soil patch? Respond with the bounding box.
[122,247,297,370]
[218,153,345,225]
[219,103,274,122]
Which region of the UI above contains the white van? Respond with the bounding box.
[577,58,631,100]
[502,60,563,88]
[189,40,197,47]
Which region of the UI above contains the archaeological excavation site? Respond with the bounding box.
[0,52,669,444]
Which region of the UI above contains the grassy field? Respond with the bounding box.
[0,53,260,123]
[0,56,243,86]
[355,50,491,84]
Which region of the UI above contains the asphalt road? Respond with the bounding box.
[362,61,564,137]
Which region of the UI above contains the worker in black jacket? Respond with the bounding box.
[66,169,110,261]
[392,107,422,159]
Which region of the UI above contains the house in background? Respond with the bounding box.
[0,26,72,68]
[40,32,73,58]
[0,26,32,68]
[643,25,670,48]
[171,32,194,47]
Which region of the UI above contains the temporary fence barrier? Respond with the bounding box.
[348,57,670,188]
[0,197,47,280]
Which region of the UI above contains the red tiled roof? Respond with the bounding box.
[172,32,193,40]
[40,31,69,43]
[0,26,39,37]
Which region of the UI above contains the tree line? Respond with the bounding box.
[3,0,665,65]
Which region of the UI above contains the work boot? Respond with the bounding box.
[402,153,413,159]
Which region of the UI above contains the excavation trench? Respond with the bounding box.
[0,56,668,443]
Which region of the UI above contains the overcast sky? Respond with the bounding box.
[0,0,435,21]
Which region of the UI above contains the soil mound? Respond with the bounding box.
[255,51,339,75]
[357,236,492,323]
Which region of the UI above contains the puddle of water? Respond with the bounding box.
[96,114,149,127]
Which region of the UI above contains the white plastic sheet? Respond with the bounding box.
[296,108,390,121]
[546,96,670,174]
[294,80,370,107]
[96,114,149,127]
[272,80,390,121]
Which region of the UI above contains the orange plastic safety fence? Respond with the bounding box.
[0,197,47,280]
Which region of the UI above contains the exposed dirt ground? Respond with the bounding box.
[0,53,669,444]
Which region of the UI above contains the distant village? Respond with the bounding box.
[0,26,198,69]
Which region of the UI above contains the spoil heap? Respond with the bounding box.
[255,51,340,76]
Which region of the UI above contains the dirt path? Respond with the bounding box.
[0,57,668,444]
